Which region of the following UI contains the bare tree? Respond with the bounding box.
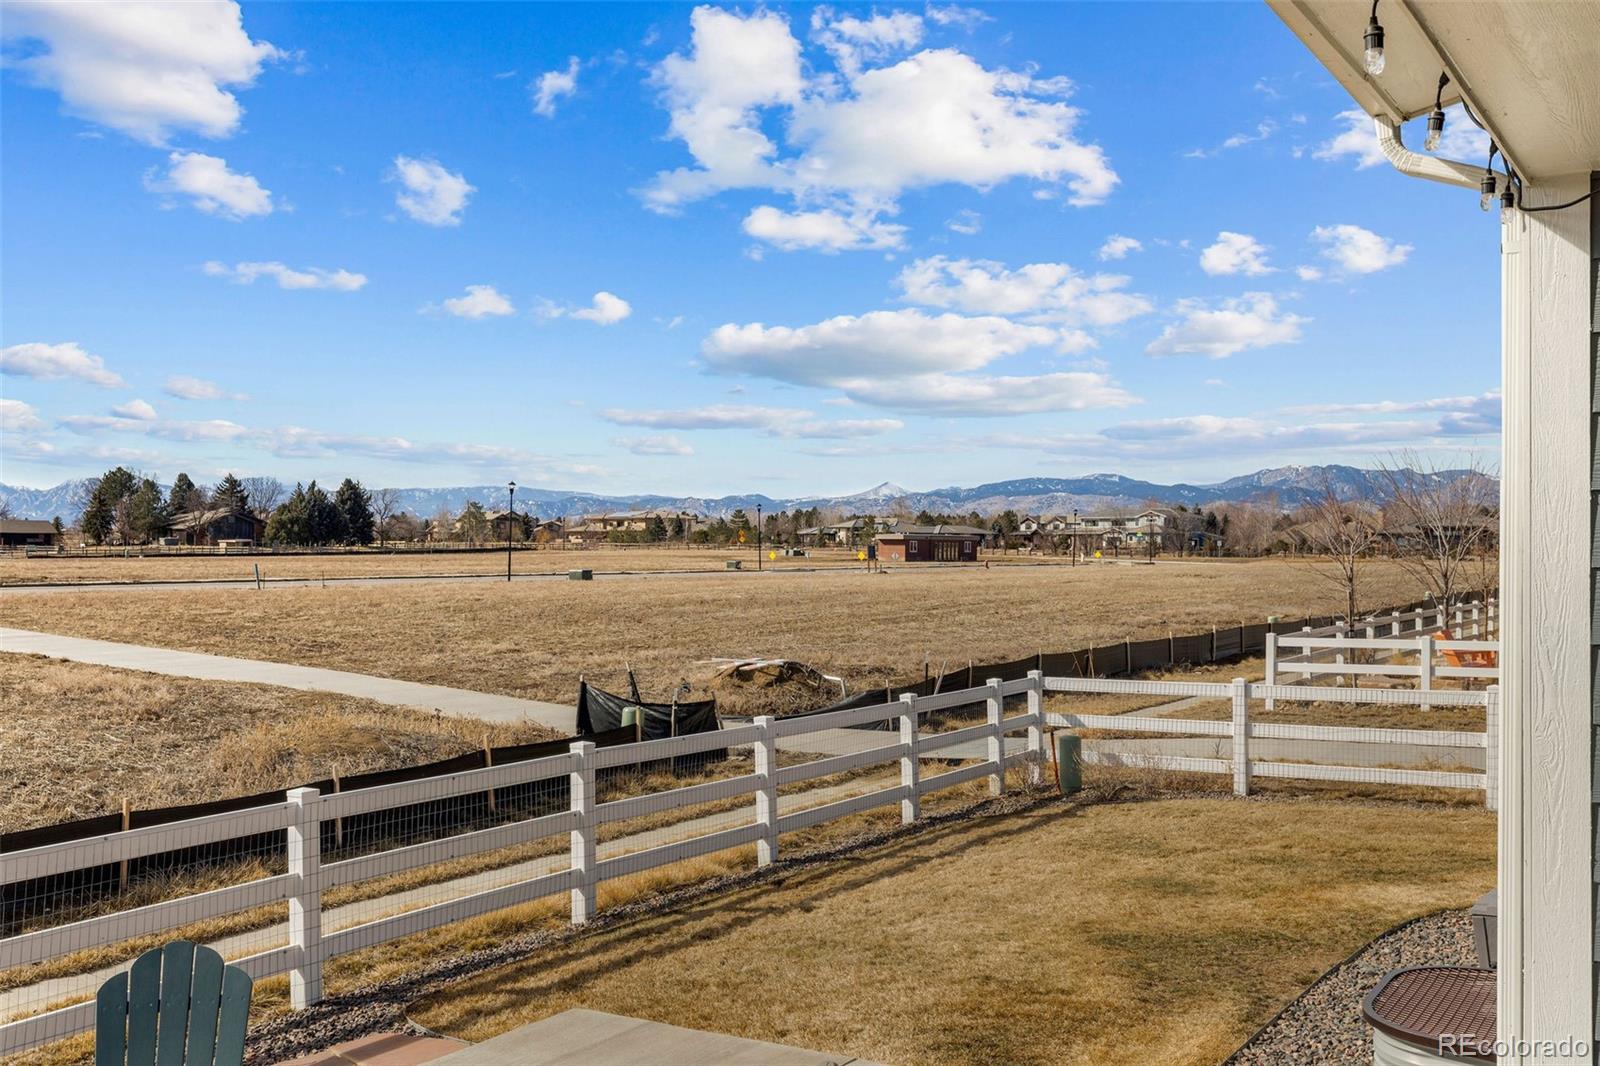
[0,498,12,521]
[240,476,285,516]
[1377,451,1498,609]
[372,488,402,547]
[1297,483,1379,623]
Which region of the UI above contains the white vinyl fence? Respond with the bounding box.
[0,674,1494,1054]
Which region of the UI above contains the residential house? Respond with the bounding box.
[0,519,60,549]
[167,508,267,547]
[874,524,983,563]
[796,518,873,546]
[567,509,697,544]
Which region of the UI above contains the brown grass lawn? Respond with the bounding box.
[0,546,882,586]
[408,794,1495,1066]
[0,559,1428,714]
[0,545,1163,587]
[0,654,560,830]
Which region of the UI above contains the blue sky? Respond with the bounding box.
[0,1,1501,496]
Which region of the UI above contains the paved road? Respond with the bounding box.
[0,627,577,731]
[0,775,888,1023]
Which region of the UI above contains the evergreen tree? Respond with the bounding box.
[170,472,203,514]
[266,483,310,545]
[333,478,375,545]
[304,481,345,545]
[211,473,249,514]
[80,467,138,544]
[457,501,489,544]
[129,478,169,543]
[647,515,668,542]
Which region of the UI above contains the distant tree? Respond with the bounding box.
[240,476,285,516]
[729,509,750,533]
[1376,451,1497,609]
[80,467,138,545]
[431,506,454,542]
[1298,482,1379,623]
[390,512,422,543]
[0,499,11,521]
[211,473,249,514]
[669,515,685,540]
[647,515,668,542]
[266,483,310,545]
[371,488,402,547]
[334,478,375,545]
[457,501,490,545]
[128,478,169,543]
[52,516,63,535]
[304,481,345,545]
[169,472,206,515]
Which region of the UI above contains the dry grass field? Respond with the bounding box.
[408,793,1495,1066]
[0,559,1429,713]
[0,545,1120,586]
[0,654,560,830]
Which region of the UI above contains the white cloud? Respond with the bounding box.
[1,0,281,144]
[202,260,367,290]
[1311,224,1412,274]
[742,205,905,251]
[164,374,243,401]
[390,155,474,226]
[1295,265,1323,282]
[945,209,981,235]
[1313,109,1388,169]
[924,4,991,30]
[1097,235,1141,261]
[110,399,158,420]
[644,8,1116,244]
[894,256,1152,327]
[600,404,904,438]
[1284,390,1499,436]
[1,398,44,434]
[1199,231,1273,277]
[570,291,632,325]
[148,151,272,219]
[438,285,515,319]
[1146,293,1307,359]
[700,307,1136,416]
[1,341,126,388]
[614,434,694,456]
[532,56,580,117]
[811,8,924,76]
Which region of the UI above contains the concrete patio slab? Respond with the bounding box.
[274,1032,467,1066]
[428,1009,879,1066]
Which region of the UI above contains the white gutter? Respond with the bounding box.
[1373,115,1483,191]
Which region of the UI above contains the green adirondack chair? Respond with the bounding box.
[95,940,252,1066]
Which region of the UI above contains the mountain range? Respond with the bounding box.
[0,465,1493,523]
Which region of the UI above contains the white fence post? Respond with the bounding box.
[1026,670,1045,787]
[1484,685,1500,812]
[1391,609,1401,637]
[1417,636,1435,713]
[986,678,1005,797]
[286,786,323,1009]
[1471,600,1482,639]
[1231,679,1249,797]
[898,693,921,823]
[569,741,596,924]
[753,716,778,866]
[1334,622,1347,687]
[1264,632,1277,713]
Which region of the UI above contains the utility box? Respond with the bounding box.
[725,560,742,570]
[1470,889,1497,969]
[1054,734,1083,793]
[568,569,593,581]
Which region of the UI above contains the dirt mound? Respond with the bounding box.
[697,658,850,718]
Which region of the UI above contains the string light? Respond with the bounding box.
[1363,0,1386,75]
[1424,72,1448,151]
[1479,144,1498,212]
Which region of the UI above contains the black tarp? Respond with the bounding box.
[1127,637,1169,673]
[1171,633,1212,667]
[575,682,720,741]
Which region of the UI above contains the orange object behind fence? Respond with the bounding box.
[1437,628,1498,669]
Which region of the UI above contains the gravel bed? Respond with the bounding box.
[241,789,1054,1065]
[1225,909,1479,1065]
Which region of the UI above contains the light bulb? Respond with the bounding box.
[1479,173,1496,211]
[1363,17,1385,76]
[1424,110,1445,151]
[1479,191,1493,211]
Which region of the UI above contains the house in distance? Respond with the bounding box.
[873,523,985,563]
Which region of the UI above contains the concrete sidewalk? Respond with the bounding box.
[0,627,576,731]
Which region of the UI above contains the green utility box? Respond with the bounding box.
[1054,734,1083,793]
[726,560,743,570]
[569,569,593,581]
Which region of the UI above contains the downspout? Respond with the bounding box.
[1372,115,1482,190]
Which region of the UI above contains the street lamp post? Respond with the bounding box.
[756,504,762,571]
[506,481,516,582]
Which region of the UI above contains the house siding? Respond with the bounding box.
[1590,170,1600,1052]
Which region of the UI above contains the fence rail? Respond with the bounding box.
[0,673,1494,1054]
